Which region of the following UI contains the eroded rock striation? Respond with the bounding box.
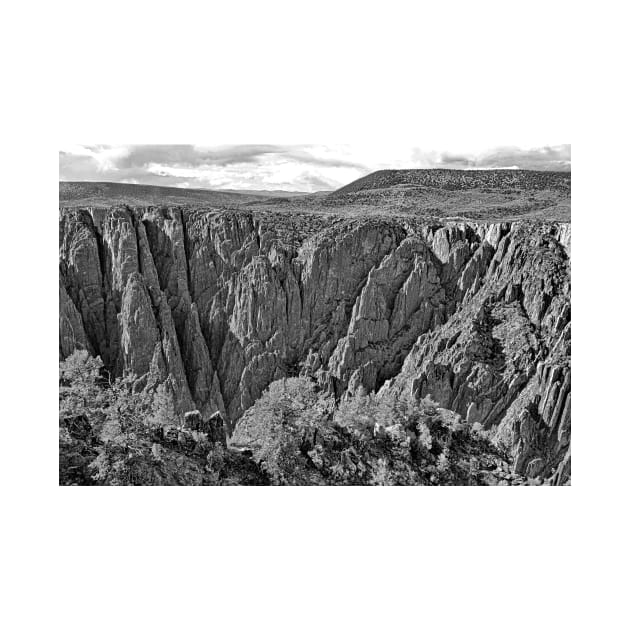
[59,206,570,482]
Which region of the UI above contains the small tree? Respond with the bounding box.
[59,350,106,419]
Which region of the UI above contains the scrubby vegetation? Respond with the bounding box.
[60,169,571,223]
[59,350,265,486]
[231,378,517,486]
[60,352,519,486]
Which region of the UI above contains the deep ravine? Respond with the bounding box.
[59,206,571,482]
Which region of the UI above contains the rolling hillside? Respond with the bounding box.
[332,168,570,195]
[59,181,283,208]
[60,168,571,222]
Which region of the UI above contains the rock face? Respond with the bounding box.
[59,207,570,482]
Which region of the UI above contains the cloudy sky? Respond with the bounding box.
[59,144,571,193]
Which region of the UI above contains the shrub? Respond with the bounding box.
[232,377,334,485]
[59,351,251,485]
[232,379,510,485]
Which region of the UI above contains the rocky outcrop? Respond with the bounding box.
[493,322,571,483]
[59,207,570,481]
[59,274,91,358]
[380,223,571,481]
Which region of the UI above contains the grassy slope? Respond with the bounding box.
[59,181,275,208]
[60,169,571,222]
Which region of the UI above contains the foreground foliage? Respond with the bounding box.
[231,378,517,485]
[59,351,265,486]
[60,352,519,485]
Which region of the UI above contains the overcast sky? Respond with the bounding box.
[59,144,571,193]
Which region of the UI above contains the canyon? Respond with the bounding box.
[59,171,571,484]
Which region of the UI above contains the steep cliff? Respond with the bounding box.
[59,205,570,482]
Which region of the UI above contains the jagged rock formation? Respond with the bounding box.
[59,202,570,483]
[380,223,570,481]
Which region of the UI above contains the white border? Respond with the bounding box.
[5,1,628,629]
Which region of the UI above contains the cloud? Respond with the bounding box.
[297,174,342,190]
[60,143,570,192]
[91,144,368,171]
[114,144,280,169]
[423,144,571,171]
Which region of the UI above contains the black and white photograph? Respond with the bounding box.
[5,1,628,629]
[59,145,571,486]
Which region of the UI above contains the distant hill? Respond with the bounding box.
[60,169,570,222]
[332,168,570,196]
[59,181,301,208]
[292,168,571,222]
[218,189,315,198]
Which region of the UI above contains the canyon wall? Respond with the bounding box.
[59,207,570,481]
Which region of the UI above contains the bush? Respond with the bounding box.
[232,379,509,485]
[59,353,514,486]
[232,378,334,485]
[59,351,262,485]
